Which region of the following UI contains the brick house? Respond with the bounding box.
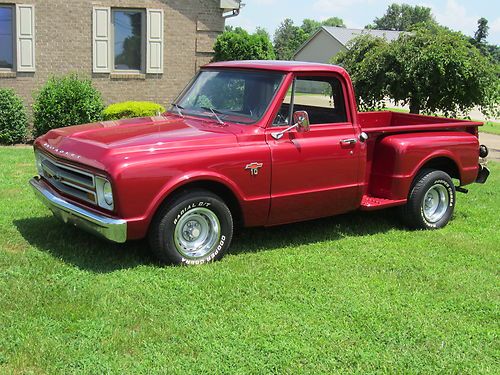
[0,0,241,108]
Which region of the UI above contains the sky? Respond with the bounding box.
[226,0,500,44]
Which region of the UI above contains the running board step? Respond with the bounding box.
[360,196,407,211]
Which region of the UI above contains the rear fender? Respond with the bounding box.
[369,132,479,200]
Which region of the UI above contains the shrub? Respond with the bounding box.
[213,30,275,62]
[103,101,166,120]
[33,74,104,137]
[0,88,28,144]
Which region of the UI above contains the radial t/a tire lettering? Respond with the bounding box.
[149,189,233,265]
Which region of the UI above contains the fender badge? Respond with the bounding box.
[245,162,263,176]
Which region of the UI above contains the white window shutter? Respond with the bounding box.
[93,7,111,73]
[16,4,35,72]
[146,9,164,74]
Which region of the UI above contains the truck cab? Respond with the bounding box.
[30,61,489,265]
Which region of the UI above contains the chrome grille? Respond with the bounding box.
[37,151,97,204]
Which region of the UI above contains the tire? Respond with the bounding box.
[401,169,456,230]
[149,189,233,265]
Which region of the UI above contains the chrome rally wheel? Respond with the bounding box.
[173,207,221,259]
[422,184,450,223]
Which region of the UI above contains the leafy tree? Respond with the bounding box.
[321,17,346,28]
[332,35,390,110]
[301,17,345,36]
[469,18,499,64]
[367,3,436,31]
[473,17,489,44]
[273,17,346,60]
[300,19,322,36]
[213,29,275,61]
[273,19,307,60]
[224,25,246,34]
[333,26,499,117]
[255,27,271,39]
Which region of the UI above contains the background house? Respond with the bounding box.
[0,0,241,108]
[293,26,403,63]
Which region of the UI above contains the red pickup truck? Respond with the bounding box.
[30,61,490,265]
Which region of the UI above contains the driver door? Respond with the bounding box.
[266,74,363,225]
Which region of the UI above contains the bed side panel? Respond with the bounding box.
[368,132,479,200]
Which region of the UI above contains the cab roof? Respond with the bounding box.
[204,60,349,75]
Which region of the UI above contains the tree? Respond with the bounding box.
[213,29,275,62]
[301,17,345,36]
[273,17,346,60]
[473,17,489,45]
[367,3,436,31]
[273,19,307,60]
[333,26,499,118]
[469,18,500,64]
[321,17,345,28]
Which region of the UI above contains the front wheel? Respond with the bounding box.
[149,189,233,265]
[401,169,456,229]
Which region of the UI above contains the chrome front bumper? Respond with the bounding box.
[30,177,127,243]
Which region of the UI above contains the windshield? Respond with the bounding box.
[174,69,285,124]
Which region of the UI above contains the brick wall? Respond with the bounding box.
[0,0,225,110]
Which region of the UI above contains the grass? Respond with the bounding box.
[481,121,500,135]
[1,146,499,374]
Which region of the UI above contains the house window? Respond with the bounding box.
[0,5,14,70]
[93,7,163,74]
[112,9,144,71]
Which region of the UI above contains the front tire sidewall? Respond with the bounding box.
[152,192,233,265]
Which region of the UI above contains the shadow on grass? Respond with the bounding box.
[14,209,402,273]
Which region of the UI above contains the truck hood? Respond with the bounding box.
[35,115,239,171]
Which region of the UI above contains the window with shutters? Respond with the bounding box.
[93,7,164,75]
[0,5,14,70]
[0,4,35,73]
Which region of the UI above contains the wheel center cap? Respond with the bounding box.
[191,228,201,238]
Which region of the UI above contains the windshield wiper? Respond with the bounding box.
[200,106,225,125]
[170,103,184,118]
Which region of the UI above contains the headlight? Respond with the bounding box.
[95,177,114,210]
[103,180,113,205]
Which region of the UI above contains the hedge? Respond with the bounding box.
[103,101,166,120]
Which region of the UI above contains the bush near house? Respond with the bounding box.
[33,74,104,137]
[103,101,166,120]
[0,88,28,145]
[213,29,275,61]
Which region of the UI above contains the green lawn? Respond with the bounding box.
[1,147,498,374]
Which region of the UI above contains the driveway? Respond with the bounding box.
[479,133,500,162]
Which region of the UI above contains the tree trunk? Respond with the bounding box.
[409,101,420,114]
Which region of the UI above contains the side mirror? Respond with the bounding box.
[293,111,310,133]
[271,110,310,140]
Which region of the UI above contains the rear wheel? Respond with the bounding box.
[149,189,233,265]
[401,169,455,229]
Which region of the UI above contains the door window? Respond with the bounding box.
[273,76,347,126]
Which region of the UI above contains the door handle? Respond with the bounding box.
[340,138,357,145]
